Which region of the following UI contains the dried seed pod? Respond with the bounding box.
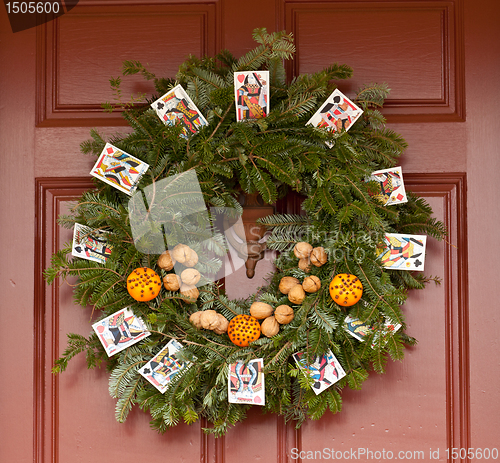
[172,244,193,264]
[200,309,219,329]
[302,275,321,293]
[163,273,182,291]
[180,284,199,302]
[261,316,280,337]
[274,305,294,324]
[184,249,199,267]
[213,313,229,335]
[250,301,274,319]
[288,284,306,305]
[279,276,300,295]
[294,242,313,259]
[298,257,311,273]
[310,247,328,267]
[157,250,176,271]
[189,311,203,329]
[181,268,201,286]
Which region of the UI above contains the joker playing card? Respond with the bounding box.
[376,233,427,271]
[228,358,265,405]
[72,223,112,264]
[92,307,150,357]
[151,84,208,137]
[139,339,192,394]
[90,143,149,196]
[293,350,346,395]
[234,71,269,121]
[307,88,363,134]
[368,166,408,206]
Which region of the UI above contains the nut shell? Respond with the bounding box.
[163,273,182,291]
[294,242,313,259]
[279,276,300,295]
[310,247,328,267]
[274,305,294,324]
[298,257,311,273]
[261,316,280,337]
[172,244,193,264]
[213,313,229,335]
[302,275,321,293]
[288,284,306,305]
[184,249,199,267]
[181,268,201,286]
[250,301,274,319]
[180,284,200,302]
[189,311,203,329]
[127,267,162,302]
[157,250,176,271]
[227,314,261,347]
[200,309,219,329]
[329,273,363,307]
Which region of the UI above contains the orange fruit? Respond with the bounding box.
[329,273,363,307]
[127,267,162,302]
[227,314,261,347]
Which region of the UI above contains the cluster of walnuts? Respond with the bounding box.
[293,241,327,273]
[189,310,229,335]
[157,244,201,302]
[249,301,295,337]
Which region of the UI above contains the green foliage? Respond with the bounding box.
[45,28,446,436]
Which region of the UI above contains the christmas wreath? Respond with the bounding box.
[45,29,446,436]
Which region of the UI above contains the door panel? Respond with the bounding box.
[2,0,499,462]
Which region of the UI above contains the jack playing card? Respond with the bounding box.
[92,307,150,357]
[293,350,346,395]
[368,166,408,206]
[151,85,208,138]
[72,223,112,264]
[90,143,149,196]
[376,233,427,271]
[228,358,265,405]
[138,339,192,394]
[234,71,269,121]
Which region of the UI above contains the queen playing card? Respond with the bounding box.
[376,233,427,271]
[92,307,150,357]
[307,88,363,134]
[293,350,346,395]
[90,143,149,196]
[368,166,408,206]
[234,71,269,121]
[72,223,112,264]
[139,339,192,394]
[151,85,208,138]
[228,358,265,405]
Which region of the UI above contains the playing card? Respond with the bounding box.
[71,223,112,264]
[344,315,401,348]
[293,350,346,395]
[307,88,363,136]
[368,166,408,206]
[90,143,149,196]
[228,358,265,405]
[138,339,192,394]
[234,71,269,121]
[92,307,150,357]
[151,85,208,138]
[376,233,427,271]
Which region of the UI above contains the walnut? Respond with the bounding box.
[172,244,193,264]
[213,313,229,335]
[163,273,182,291]
[250,301,274,319]
[184,249,199,267]
[278,276,300,295]
[274,305,294,324]
[288,284,306,305]
[260,316,280,337]
[189,311,203,329]
[200,309,219,330]
[298,257,311,273]
[181,268,201,286]
[180,284,199,302]
[310,247,328,267]
[294,242,313,259]
[157,250,176,271]
[302,275,321,293]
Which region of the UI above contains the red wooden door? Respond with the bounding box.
[1,0,499,461]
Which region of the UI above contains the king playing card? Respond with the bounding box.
[368,166,408,206]
[228,358,265,405]
[234,71,270,121]
[90,143,149,196]
[376,233,427,271]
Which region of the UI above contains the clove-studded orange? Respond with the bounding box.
[127,267,162,302]
[227,314,261,347]
[329,273,363,307]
